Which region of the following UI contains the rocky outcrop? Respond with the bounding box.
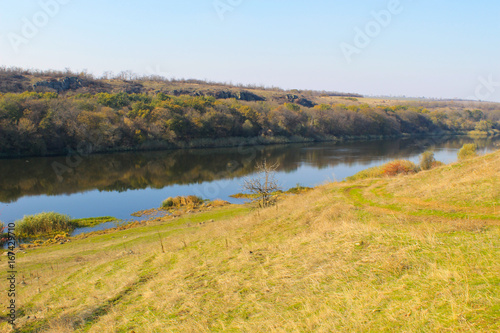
[123,82,144,94]
[295,98,315,108]
[212,91,235,99]
[207,90,265,101]
[236,91,265,101]
[173,89,265,101]
[33,77,83,92]
[172,89,196,96]
[285,94,315,108]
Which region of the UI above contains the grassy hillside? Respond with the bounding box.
[1,152,499,332]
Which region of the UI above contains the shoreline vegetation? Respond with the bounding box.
[13,214,119,241]
[1,67,499,158]
[4,137,497,206]
[2,146,498,331]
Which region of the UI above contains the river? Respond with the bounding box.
[0,136,498,225]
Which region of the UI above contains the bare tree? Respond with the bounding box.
[242,159,281,208]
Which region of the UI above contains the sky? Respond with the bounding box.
[0,0,499,101]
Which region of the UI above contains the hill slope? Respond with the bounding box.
[1,67,500,157]
[1,151,499,332]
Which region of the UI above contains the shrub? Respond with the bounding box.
[420,151,436,171]
[458,144,477,161]
[210,199,230,207]
[382,160,418,176]
[162,197,174,208]
[348,160,419,181]
[0,221,7,246]
[162,195,204,209]
[16,212,73,238]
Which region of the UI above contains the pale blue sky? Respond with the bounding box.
[1,0,499,101]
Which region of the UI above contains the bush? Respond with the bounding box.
[348,160,419,181]
[162,195,204,209]
[383,160,418,176]
[16,212,73,238]
[162,197,174,208]
[0,221,7,246]
[420,151,436,171]
[458,144,477,161]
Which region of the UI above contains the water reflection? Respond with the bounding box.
[0,136,497,204]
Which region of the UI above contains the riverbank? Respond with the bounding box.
[1,148,498,332]
[1,136,499,224]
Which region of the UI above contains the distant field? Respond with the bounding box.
[1,149,498,332]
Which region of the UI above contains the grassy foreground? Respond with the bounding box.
[1,152,499,332]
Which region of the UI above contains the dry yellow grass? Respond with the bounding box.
[1,151,499,332]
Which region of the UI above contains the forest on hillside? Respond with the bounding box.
[0,68,499,157]
[0,91,499,157]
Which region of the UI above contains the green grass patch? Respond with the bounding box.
[71,216,118,228]
[347,183,500,221]
[346,165,385,181]
[231,185,312,200]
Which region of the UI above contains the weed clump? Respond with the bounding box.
[458,144,477,161]
[210,199,230,207]
[16,212,73,239]
[162,195,204,209]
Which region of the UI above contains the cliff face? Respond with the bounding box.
[33,77,84,92]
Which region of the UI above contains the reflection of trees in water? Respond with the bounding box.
[0,136,497,203]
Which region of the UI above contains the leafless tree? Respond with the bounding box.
[242,159,281,208]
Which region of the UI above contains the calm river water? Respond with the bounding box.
[0,136,498,225]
